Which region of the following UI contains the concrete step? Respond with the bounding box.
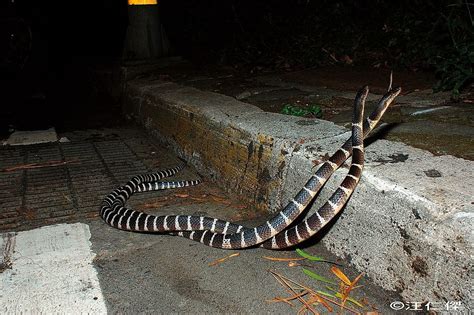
[123,78,473,309]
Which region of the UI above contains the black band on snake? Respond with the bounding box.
[100,86,401,249]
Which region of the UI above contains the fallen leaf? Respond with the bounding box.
[303,268,337,285]
[331,266,352,286]
[2,159,80,172]
[269,271,362,314]
[208,253,240,266]
[263,256,306,262]
[174,193,190,198]
[296,248,325,262]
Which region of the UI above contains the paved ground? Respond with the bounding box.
[0,127,408,313]
[1,59,472,313]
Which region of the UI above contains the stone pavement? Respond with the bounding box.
[0,59,472,312]
[0,127,402,313]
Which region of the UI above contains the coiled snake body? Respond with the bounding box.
[100,87,401,249]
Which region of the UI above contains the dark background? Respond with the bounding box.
[1,0,472,133]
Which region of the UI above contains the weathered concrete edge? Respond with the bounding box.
[123,78,473,309]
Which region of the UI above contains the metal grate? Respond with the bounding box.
[0,128,181,232]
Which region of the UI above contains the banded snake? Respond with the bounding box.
[100,86,401,249]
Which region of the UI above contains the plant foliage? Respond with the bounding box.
[162,0,474,96]
[280,104,322,118]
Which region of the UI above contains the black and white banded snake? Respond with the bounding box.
[100,86,401,249]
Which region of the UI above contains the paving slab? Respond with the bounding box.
[123,76,474,310]
[4,128,58,146]
[0,223,106,313]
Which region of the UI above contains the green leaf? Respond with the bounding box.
[316,290,338,299]
[308,105,323,118]
[340,295,363,307]
[296,248,325,261]
[302,268,337,285]
[280,104,323,118]
[317,290,366,308]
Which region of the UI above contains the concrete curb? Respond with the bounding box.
[123,78,473,309]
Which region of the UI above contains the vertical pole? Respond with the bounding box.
[122,0,169,63]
